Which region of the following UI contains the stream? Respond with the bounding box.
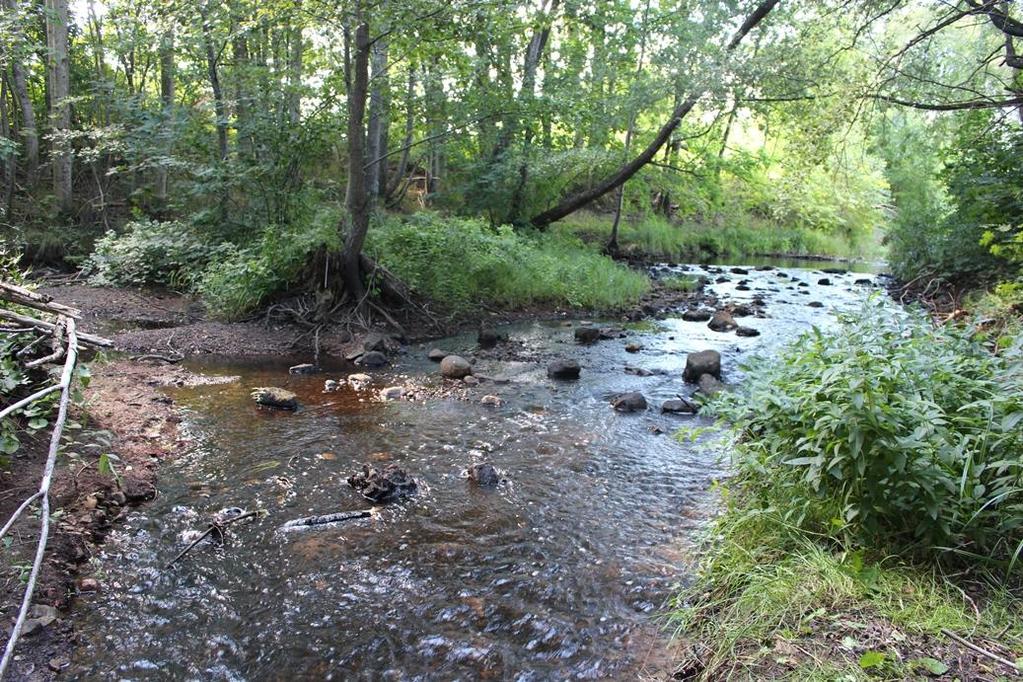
[68,261,885,680]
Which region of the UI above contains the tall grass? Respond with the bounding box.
[368,212,649,312]
[555,212,877,262]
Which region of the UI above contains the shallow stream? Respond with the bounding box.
[69,262,885,680]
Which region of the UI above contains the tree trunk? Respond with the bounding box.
[366,38,388,199]
[231,6,252,159]
[386,66,415,198]
[530,0,780,229]
[45,0,72,214]
[3,0,39,182]
[200,7,229,162]
[156,30,175,205]
[287,21,303,126]
[341,18,371,302]
[1,74,15,214]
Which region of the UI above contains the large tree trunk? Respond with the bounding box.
[1,74,15,214]
[386,66,415,199]
[3,0,39,182]
[156,30,175,205]
[366,38,388,199]
[45,0,72,214]
[287,21,303,127]
[341,18,371,302]
[530,0,780,229]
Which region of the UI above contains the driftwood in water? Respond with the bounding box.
[278,509,372,532]
[164,510,261,568]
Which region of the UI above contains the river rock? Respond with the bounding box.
[22,604,59,636]
[730,267,749,275]
[698,373,725,397]
[662,397,698,414]
[364,332,401,354]
[78,578,100,592]
[481,394,502,407]
[807,301,825,308]
[289,363,319,375]
[624,366,655,377]
[682,309,712,322]
[574,327,602,344]
[347,463,417,503]
[684,350,721,383]
[477,329,502,349]
[855,278,871,285]
[428,348,447,361]
[251,387,299,410]
[736,283,751,291]
[463,375,480,386]
[817,278,832,286]
[708,310,737,332]
[440,355,473,379]
[467,463,500,487]
[356,351,389,368]
[323,379,339,392]
[611,392,647,412]
[625,342,643,353]
[347,373,373,390]
[730,304,754,317]
[547,359,581,380]
[736,326,761,337]
[379,386,404,401]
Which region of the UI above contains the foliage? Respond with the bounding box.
[707,302,1023,572]
[87,219,229,289]
[199,206,343,320]
[367,212,649,312]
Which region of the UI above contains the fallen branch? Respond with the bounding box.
[0,317,79,680]
[278,509,373,532]
[0,281,81,319]
[941,628,1021,674]
[0,308,111,348]
[132,353,183,364]
[164,510,262,569]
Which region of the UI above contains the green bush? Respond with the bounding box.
[708,302,1023,572]
[198,206,342,319]
[367,212,649,311]
[87,219,228,289]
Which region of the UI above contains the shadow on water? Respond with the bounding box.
[68,262,886,680]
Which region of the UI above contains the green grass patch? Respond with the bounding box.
[368,212,649,313]
[555,212,876,262]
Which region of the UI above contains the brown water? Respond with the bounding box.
[68,263,885,680]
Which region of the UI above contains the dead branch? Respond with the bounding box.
[164,510,262,569]
[941,628,1022,674]
[0,308,111,348]
[0,281,81,318]
[278,509,373,531]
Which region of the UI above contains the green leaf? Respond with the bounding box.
[27,417,48,430]
[858,651,885,669]
[912,657,949,676]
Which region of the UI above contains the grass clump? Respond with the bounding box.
[368,212,649,312]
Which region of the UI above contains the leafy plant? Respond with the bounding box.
[708,301,1023,572]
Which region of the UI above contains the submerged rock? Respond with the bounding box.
[611,392,647,412]
[477,329,503,349]
[440,355,473,379]
[817,278,832,286]
[252,387,299,410]
[428,348,447,361]
[662,397,698,414]
[356,351,389,368]
[467,463,500,487]
[347,463,417,503]
[481,394,502,407]
[547,359,581,380]
[463,375,480,386]
[735,326,761,337]
[347,373,373,390]
[574,327,602,344]
[625,342,644,353]
[684,350,721,383]
[807,301,825,308]
[379,386,405,401]
[364,332,401,354]
[708,310,737,332]
[289,363,319,375]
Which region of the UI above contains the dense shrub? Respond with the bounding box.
[87,219,228,289]
[367,212,649,311]
[709,302,1023,571]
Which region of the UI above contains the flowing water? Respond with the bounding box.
[69,262,886,680]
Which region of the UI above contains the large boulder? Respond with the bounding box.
[684,350,721,383]
[708,310,737,332]
[251,387,299,410]
[682,309,713,322]
[547,359,581,380]
[574,327,602,344]
[440,355,473,379]
[611,392,647,412]
[477,329,503,349]
[347,464,417,503]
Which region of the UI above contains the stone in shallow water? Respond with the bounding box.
[684,350,721,383]
[574,326,602,344]
[288,363,319,375]
[251,387,298,410]
[428,348,446,361]
[662,398,698,414]
[708,310,737,332]
[467,463,500,487]
[547,359,580,380]
[347,463,417,503]
[611,392,647,412]
[682,309,712,322]
[441,355,473,379]
[736,326,760,337]
[356,351,389,368]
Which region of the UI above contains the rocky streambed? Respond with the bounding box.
[65,261,885,680]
